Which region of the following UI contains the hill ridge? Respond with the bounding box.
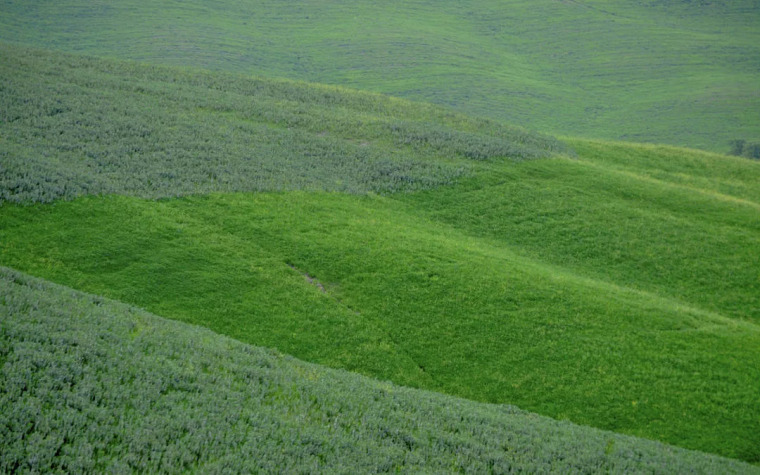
[0,42,566,204]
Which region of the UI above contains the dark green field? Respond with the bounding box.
[2,43,759,469]
[2,0,759,151]
[5,267,757,473]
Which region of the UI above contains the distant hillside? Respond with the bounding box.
[2,267,756,473]
[2,0,758,150]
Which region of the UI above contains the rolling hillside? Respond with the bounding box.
[1,44,759,464]
[3,267,756,473]
[1,0,759,151]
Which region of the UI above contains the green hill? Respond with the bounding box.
[2,267,757,473]
[2,44,759,464]
[2,0,758,151]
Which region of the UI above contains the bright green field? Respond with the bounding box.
[2,0,759,151]
[3,147,759,461]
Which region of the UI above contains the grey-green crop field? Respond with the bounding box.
[1,0,759,152]
[1,1,760,472]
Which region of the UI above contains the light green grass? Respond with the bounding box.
[1,0,758,151]
[400,140,760,324]
[4,267,756,473]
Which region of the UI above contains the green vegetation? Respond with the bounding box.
[3,159,759,462]
[729,139,760,160]
[403,139,760,324]
[2,0,758,151]
[2,267,756,473]
[2,45,759,463]
[2,32,759,468]
[0,43,564,204]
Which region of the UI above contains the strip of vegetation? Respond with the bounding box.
[0,43,566,204]
[1,0,757,150]
[1,267,756,473]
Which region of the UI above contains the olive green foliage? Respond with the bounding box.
[1,268,756,473]
[1,0,758,150]
[729,139,760,159]
[0,44,565,204]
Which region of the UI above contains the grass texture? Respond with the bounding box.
[1,0,758,151]
[1,267,757,473]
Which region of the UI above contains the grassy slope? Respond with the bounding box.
[1,0,758,151]
[401,140,760,323]
[2,46,760,462]
[3,267,756,473]
[3,180,759,461]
